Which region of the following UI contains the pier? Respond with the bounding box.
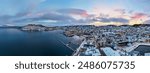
[58,40,75,51]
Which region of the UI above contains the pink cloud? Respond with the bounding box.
[80,12,89,17]
[131,13,149,19]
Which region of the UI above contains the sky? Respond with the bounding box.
[0,0,150,26]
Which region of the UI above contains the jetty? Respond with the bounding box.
[58,40,75,51]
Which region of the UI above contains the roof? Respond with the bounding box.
[144,53,150,56]
[102,47,120,56]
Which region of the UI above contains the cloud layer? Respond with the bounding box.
[0,0,150,26]
[0,7,149,26]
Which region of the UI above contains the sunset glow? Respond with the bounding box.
[0,0,150,26]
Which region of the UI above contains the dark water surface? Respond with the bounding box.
[0,28,77,56]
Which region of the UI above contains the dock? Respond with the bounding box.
[58,40,75,51]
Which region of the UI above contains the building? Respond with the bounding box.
[102,47,120,56]
[145,53,150,56]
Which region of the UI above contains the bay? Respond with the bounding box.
[0,28,77,56]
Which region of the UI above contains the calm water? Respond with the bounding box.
[0,28,77,56]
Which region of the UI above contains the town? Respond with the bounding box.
[63,24,150,56]
[20,24,150,56]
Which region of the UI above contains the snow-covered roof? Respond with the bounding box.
[144,53,150,56]
[102,47,120,56]
[84,47,101,56]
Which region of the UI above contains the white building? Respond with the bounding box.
[102,47,120,56]
[84,47,101,56]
